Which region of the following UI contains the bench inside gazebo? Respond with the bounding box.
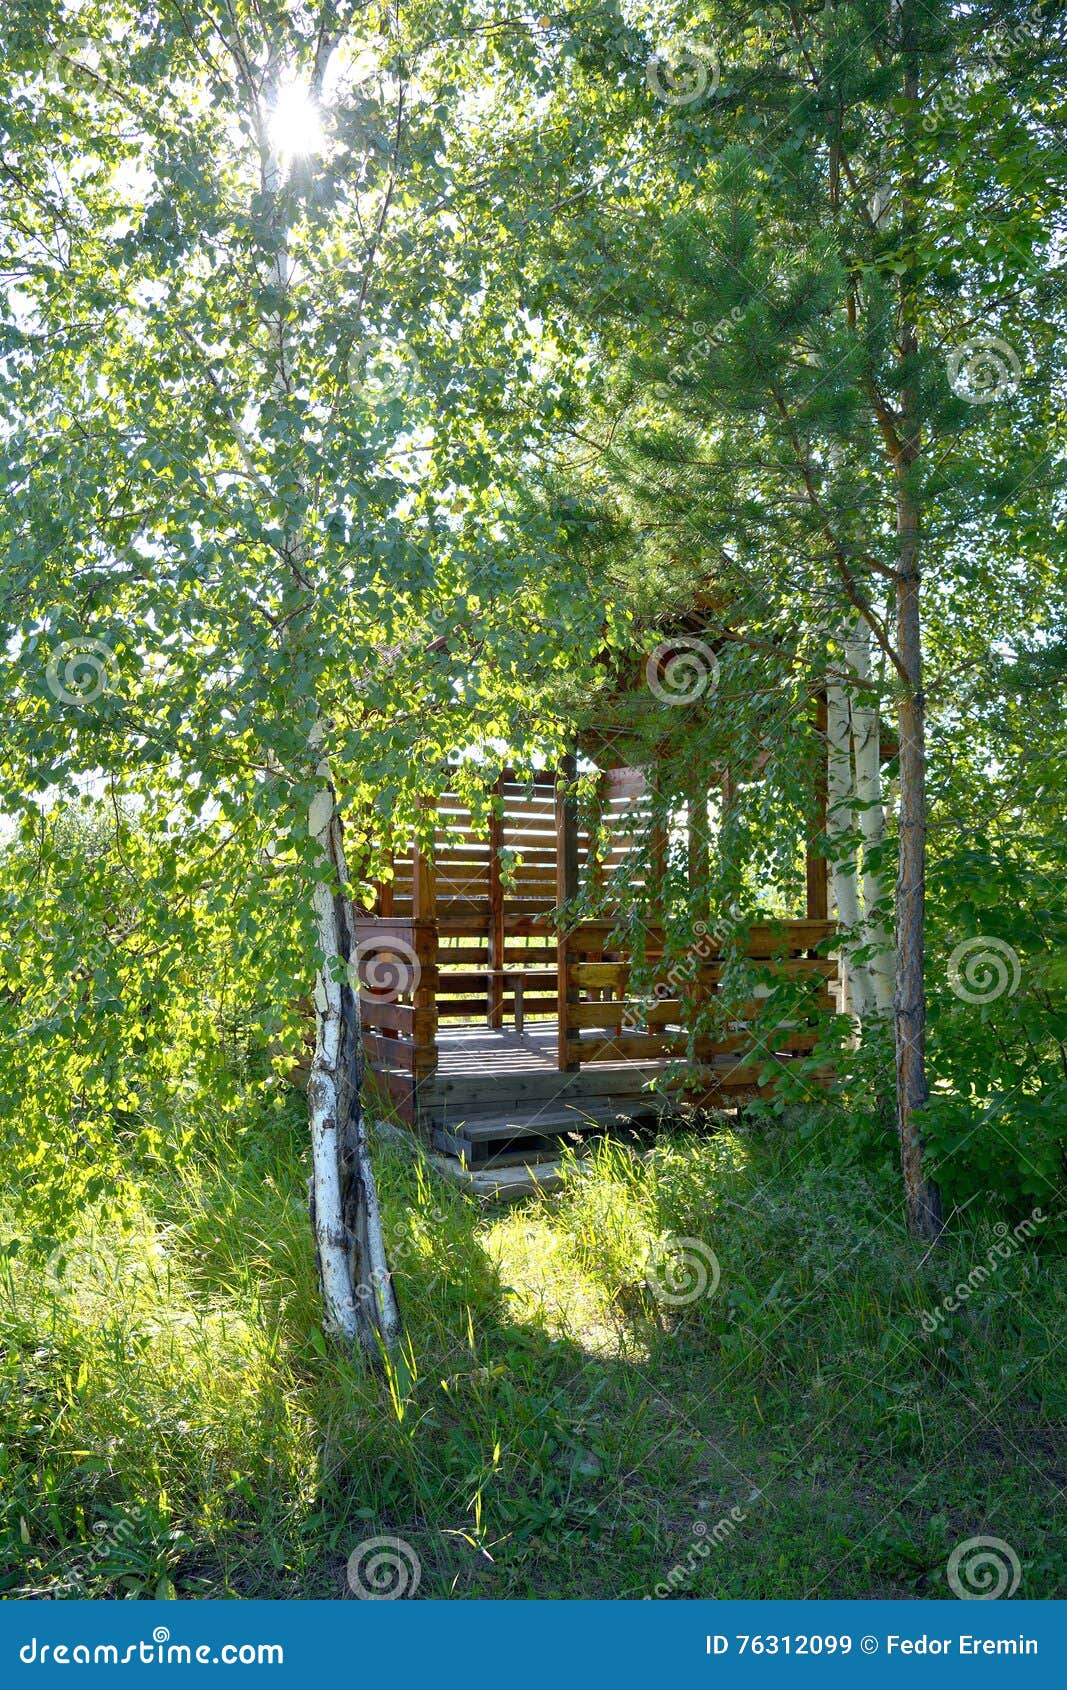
[353,761,838,1169]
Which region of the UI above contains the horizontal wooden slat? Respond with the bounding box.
[388,898,558,921]
[570,1030,826,1064]
[361,1031,420,1072]
[438,997,558,1019]
[571,999,683,1029]
[359,997,415,1036]
[358,999,438,1041]
[352,916,418,938]
[362,1069,416,1125]
[437,969,557,993]
[355,963,441,994]
[570,958,839,991]
[571,1033,720,1062]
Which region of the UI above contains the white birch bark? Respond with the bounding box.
[220,24,400,1352]
[307,748,402,1353]
[845,621,895,1016]
[826,668,874,1021]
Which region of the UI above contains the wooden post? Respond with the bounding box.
[555,753,580,1072]
[412,921,438,1083]
[587,772,606,895]
[589,773,607,1001]
[806,692,829,922]
[378,846,394,919]
[412,798,436,922]
[487,773,505,1028]
[688,789,710,922]
[411,798,438,1083]
[649,793,668,923]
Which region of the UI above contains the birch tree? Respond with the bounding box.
[0,1,604,1341]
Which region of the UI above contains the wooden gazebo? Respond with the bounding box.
[353,759,836,1167]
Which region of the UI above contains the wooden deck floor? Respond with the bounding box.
[417,1018,691,1137]
[435,1021,561,1075]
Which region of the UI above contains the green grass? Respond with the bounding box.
[1,1088,1064,1600]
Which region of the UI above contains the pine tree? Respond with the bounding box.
[567,0,1067,1235]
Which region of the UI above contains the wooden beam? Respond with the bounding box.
[487,773,505,1028]
[555,753,580,1072]
[410,805,438,1079]
[411,919,438,1080]
[412,797,437,922]
[688,789,710,921]
[378,846,394,919]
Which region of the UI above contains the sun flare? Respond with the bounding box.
[268,81,325,161]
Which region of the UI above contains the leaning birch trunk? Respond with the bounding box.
[826,669,874,1021]
[238,43,401,1342]
[845,621,895,1016]
[307,743,402,1355]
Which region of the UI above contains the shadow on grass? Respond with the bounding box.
[3,1096,1065,1600]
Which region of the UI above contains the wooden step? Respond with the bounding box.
[418,1063,673,1109]
[431,1099,665,1168]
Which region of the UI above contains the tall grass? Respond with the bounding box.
[2,1089,1064,1599]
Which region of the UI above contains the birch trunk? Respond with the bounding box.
[307,754,402,1353]
[826,670,874,1021]
[241,39,401,1342]
[845,621,895,1016]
